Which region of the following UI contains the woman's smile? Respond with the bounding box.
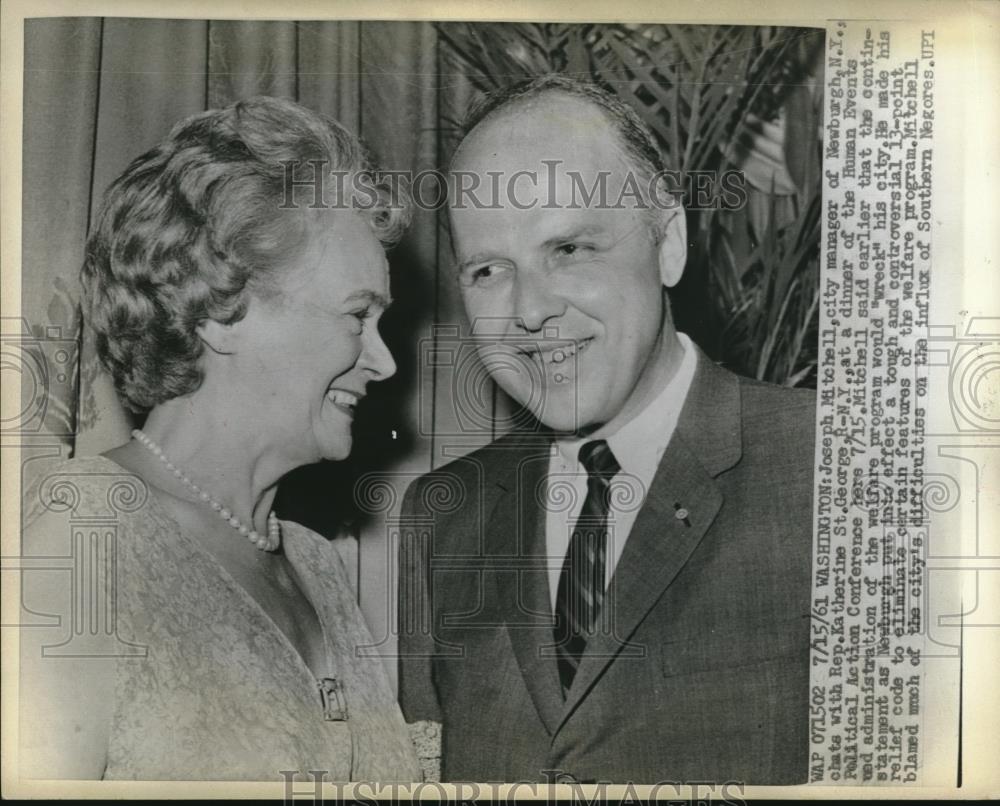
[326,387,363,417]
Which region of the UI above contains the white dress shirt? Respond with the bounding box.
[544,332,698,613]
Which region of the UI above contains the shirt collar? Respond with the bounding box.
[551,332,698,484]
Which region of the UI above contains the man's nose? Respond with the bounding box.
[512,271,565,333]
[361,328,397,381]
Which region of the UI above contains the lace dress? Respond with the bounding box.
[24,455,421,782]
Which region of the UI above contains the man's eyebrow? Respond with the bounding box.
[343,289,393,308]
[455,227,609,273]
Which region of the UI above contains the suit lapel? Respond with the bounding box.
[557,435,722,723]
[557,350,744,727]
[485,438,564,735]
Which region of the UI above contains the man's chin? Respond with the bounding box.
[501,386,593,433]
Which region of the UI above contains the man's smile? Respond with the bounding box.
[516,337,594,367]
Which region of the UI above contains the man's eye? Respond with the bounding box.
[351,308,372,322]
[464,264,508,287]
[554,243,590,258]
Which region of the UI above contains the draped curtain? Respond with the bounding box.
[21,17,491,687]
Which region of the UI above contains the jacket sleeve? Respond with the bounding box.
[397,475,443,724]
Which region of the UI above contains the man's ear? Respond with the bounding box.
[195,319,237,356]
[656,207,687,288]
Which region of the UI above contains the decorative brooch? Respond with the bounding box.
[317,677,349,722]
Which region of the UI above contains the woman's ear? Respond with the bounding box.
[195,319,237,356]
[656,207,687,289]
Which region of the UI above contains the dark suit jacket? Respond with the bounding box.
[398,350,816,784]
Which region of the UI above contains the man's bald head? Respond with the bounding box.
[451,74,677,236]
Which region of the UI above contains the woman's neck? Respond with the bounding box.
[133,394,291,534]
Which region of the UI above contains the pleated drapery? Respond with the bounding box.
[20,18,494,686]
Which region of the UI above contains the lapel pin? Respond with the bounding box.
[673,504,691,527]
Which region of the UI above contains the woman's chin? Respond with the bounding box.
[308,408,355,462]
[317,435,352,463]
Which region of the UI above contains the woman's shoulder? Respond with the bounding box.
[18,455,126,778]
[24,454,150,532]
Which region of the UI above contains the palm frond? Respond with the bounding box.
[436,22,824,387]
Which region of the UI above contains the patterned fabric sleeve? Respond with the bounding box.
[406,720,441,783]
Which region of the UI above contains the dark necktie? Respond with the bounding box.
[554,439,621,696]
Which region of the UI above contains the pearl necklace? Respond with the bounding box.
[132,429,280,552]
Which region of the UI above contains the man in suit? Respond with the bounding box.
[398,75,815,785]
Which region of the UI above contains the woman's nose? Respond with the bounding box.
[362,328,397,381]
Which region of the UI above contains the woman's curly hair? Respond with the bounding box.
[81,95,409,413]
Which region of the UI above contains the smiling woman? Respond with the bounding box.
[203,212,398,465]
[18,96,426,782]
